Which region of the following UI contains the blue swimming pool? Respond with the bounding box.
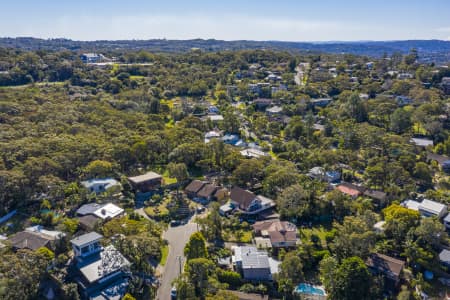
[295,283,326,296]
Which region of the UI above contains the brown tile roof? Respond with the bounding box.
[77,215,101,230]
[197,184,218,198]
[366,253,405,281]
[253,219,298,244]
[337,182,365,197]
[230,186,256,210]
[214,188,228,198]
[185,180,206,194]
[9,231,51,251]
[364,189,387,201]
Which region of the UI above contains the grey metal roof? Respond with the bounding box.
[76,203,105,216]
[439,249,450,264]
[71,232,103,247]
[240,247,270,269]
[444,213,450,223]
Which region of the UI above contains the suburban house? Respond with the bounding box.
[204,130,222,143]
[240,148,268,159]
[80,53,109,63]
[396,96,413,106]
[397,72,414,80]
[81,178,121,194]
[222,134,240,145]
[308,167,341,183]
[184,180,206,199]
[70,232,130,299]
[363,189,388,206]
[402,199,448,218]
[253,98,273,111]
[184,180,227,204]
[336,182,365,198]
[128,171,163,192]
[208,115,224,122]
[196,183,219,203]
[410,138,434,148]
[427,152,450,173]
[310,98,332,108]
[444,214,450,230]
[232,246,275,281]
[441,77,450,95]
[266,106,283,116]
[76,203,125,221]
[252,219,298,248]
[9,225,65,251]
[366,253,405,288]
[76,203,125,230]
[230,186,275,215]
[439,249,450,268]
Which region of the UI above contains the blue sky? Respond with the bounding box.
[1,0,450,41]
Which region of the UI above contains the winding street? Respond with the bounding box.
[156,219,198,300]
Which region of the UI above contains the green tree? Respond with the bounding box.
[83,160,114,178]
[325,256,373,300]
[390,108,412,134]
[184,232,208,260]
[277,252,304,285]
[186,258,216,298]
[383,204,420,246]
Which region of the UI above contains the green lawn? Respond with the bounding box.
[144,197,170,218]
[223,229,253,243]
[300,226,330,248]
[159,244,169,266]
[162,170,177,185]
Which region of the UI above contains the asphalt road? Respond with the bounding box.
[156,219,198,300]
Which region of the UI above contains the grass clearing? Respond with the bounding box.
[159,244,169,266]
[144,197,170,218]
[162,170,177,185]
[300,226,330,248]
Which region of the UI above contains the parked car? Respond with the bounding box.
[170,220,181,227]
[171,287,177,299]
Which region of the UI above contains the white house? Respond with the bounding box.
[81,178,121,194]
[70,232,130,299]
[403,199,447,219]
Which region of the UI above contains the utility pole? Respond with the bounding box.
[176,256,182,275]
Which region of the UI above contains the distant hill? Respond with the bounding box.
[0,37,449,63]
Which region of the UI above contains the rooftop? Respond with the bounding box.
[197,184,218,198]
[77,203,105,216]
[439,249,450,264]
[128,172,162,184]
[419,199,447,215]
[93,203,124,220]
[71,232,103,248]
[9,231,51,251]
[81,178,120,190]
[230,186,256,210]
[234,246,270,269]
[185,180,206,194]
[410,138,434,147]
[77,245,130,283]
[366,253,405,280]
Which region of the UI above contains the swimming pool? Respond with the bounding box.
[294,283,326,296]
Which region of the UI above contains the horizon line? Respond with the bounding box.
[1,36,449,44]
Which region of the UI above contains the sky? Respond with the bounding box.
[1,0,450,41]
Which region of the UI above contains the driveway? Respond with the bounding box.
[156,219,198,300]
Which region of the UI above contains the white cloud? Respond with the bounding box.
[1,14,447,41]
